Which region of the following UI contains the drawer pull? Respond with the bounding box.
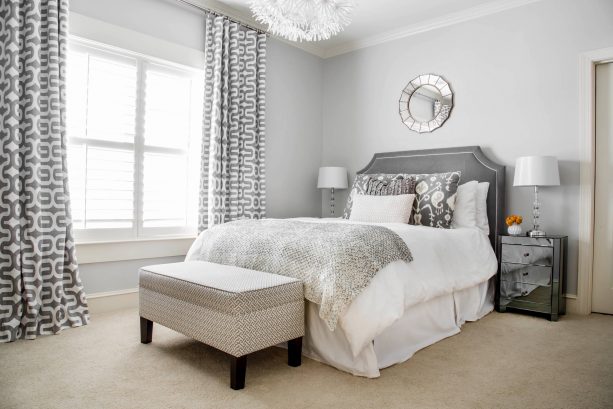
[523,272,529,276]
[523,253,530,257]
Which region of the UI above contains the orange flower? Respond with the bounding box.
[506,214,523,226]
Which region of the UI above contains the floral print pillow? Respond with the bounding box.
[410,171,462,228]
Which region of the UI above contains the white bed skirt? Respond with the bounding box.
[302,278,494,378]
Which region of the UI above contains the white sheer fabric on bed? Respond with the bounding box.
[291,218,498,378]
[303,280,494,377]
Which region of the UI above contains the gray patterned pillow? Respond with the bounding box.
[410,171,462,229]
[342,174,415,219]
[366,177,415,196]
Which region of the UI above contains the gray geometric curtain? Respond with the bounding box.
[0,0,89,342]
[199,13,267,232]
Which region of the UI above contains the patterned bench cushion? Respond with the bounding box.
[140,261,303,314]
[138,261,305,357]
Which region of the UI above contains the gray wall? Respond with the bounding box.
[266,40,323,218]
[70,0,323,294]
[79,257,184,294]
[321,0,613,295]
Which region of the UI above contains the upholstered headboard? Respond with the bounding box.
[357,146,505,248]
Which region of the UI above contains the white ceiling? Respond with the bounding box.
[191,0,541,58]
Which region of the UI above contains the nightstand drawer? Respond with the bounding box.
[500,236,555,247]
[500,297,552,314]
[500,263,552,286]
[501,245,553,266]
[500,280,551,300]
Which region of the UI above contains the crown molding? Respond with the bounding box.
[277,38,326,58]
[322,0,544,59]
[173,0,543,60]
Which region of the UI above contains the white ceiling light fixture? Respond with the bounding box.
[250,0,356,42]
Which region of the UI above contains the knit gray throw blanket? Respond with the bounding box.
[186,219,413,330]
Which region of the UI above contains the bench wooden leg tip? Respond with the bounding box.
[288,337,303,367]
[230,355,247,390]
[140,317,153,344]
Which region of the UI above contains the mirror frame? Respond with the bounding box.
[399,74,453,133]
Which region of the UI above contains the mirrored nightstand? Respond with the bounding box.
[495,235,568,321]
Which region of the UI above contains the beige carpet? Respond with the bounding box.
[1,309,612,409]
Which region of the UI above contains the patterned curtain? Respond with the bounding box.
[199,14,267,232]
[0,0,89,342]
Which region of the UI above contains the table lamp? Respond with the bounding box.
[317,167,348,217]
[513,156,560,237]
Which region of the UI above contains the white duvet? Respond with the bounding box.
[290,218,498,358]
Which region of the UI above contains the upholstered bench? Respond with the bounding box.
[138,261,305,390]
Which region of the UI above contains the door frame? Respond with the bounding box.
[576,47,613,315]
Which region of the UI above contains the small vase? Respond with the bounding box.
[508,223,522,236]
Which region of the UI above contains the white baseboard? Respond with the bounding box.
[565,295,581,315]
[562,294,582,315]
[87,288,139,315]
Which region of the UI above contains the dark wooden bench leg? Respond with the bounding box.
[288,337,302,367]
[230,355,247,390]
[140,317,153,344]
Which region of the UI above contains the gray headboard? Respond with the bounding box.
[357,146,505,248]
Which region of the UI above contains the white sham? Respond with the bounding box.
[349,193,415,224]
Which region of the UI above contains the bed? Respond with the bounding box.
[186,146,506,378]
[297,146,505,377]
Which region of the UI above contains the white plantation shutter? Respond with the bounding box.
[142,70,189,229]
[84,147,135,229]
[66,39,203,241]
[66,47,137,235]
[141,64,202,231]
[144,67,192,150]
[87,56,137,143]
[142,152,188,228]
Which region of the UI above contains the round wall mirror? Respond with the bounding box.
[399,74,453,133]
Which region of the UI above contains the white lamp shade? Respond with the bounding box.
[513,156,560,186]
[317,167,348,189]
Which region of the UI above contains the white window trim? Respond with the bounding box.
[76,236,196,264]
[68,37,203,244]
[69,12,205,69]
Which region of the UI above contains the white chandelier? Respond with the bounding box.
[250,0,356,42]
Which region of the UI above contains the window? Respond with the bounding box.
[67,38,203,242]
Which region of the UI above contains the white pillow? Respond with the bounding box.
[349,194,415,224]
[476,182,490,235]
[452,180,478,228]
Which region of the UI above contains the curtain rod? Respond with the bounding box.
[175,0,268,35]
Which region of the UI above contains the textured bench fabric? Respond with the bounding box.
[139,261,305,357]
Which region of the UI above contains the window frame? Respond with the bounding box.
[68,37,203,243]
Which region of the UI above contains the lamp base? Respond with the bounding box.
[528,230,547,237]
